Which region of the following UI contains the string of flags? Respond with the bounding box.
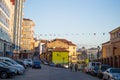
[34,33,107,36]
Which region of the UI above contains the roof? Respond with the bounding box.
[40,40,48,43]
[52,38,76,46]
[88,48,98,50]
[10,0,15,5]
[52,48,69,52]
[23,18,32,21]
[102,41,110,45]
[109,27,120,34]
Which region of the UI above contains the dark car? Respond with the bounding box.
[90,65,99,76]
[16,60,27,69]
[55,64,63,68]
[0,63,16,79]
[32,60,41,69]
[49,62,55,67]
[91,64,111,77]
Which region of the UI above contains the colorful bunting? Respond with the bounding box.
[34,33,107,37]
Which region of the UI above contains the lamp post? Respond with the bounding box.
[97,46,100,59]
[62,57,65,65]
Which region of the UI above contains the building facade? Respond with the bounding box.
[52,48,69,65]
[13,0,25,59]
[101,27,120,68]
[0,0,14,57]
[87,48,99,60]
[46,39,77,64]
[20,18,35,59]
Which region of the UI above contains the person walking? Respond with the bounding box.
[75,63,78,72]
[70,63,73,71]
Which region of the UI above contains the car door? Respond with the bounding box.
[103,69,110,80]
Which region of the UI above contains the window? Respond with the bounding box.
[73,52,75,56]
[118,31,120,38]
[73,47,75,49]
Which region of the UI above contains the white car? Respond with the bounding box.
[85,62,101,73]
[102,68,120,80]
[24,59,32,67]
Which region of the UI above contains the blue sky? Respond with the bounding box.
[24,0,120,48]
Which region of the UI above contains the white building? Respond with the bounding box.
[87,48,99,60]
[0,0,14,57]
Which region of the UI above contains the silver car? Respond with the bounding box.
[2,61,25,75]
[0,62,17,74]
[102,68,120,80]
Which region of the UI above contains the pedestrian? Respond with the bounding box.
[70,63,73,71]
[75,63,78,72]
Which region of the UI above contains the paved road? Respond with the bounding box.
[6,65,100,80]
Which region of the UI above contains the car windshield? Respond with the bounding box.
[110,69,120,73]
[0,64,4,67]
[101,65,110,71]
[3,61,13,66]
[94,66,99,70]
[0,62,8,67]
[5,59,18,65]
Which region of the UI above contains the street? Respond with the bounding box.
[7,65,99,80]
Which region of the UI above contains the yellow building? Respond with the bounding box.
[102,27,120,68]
[52,48,69,65]
[0,0,14,57]
[20,18,35,59]
[46,39,77,63]
[67,43,77,63]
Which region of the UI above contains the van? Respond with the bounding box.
[85,62,101,73]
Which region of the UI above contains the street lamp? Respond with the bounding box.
[97,46,100,59]
[62,57,65,65]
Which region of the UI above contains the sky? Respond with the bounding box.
[23,0,120,48]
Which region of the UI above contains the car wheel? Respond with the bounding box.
[1,72,7,79]
[108,76,112,80]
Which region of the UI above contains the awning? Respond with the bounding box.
[6,51,13,56]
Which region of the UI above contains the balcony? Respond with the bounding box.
[111,37,120,43]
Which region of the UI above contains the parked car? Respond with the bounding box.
[63,64,69,69]
[0,62,17,74]
[41,59,49,65]
[0,63,16,79]
[55,64,63,68]
[0,57,24,68]
[102,68,120,80]
[85,62,101,73]
[90,64,111,77]
[49,62,55,67]
[16,60,27,69]
[43,61,49,65]
[32,60,41,69]
[24,59,33,67]
[97,64,111,78]
[2,61,25,75]
[90,65,99,76]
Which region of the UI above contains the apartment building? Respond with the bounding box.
[20,18,35,59]
[13,0,25,59]
[0,0,14,57]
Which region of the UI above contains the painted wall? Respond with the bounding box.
[52,52,69,64]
